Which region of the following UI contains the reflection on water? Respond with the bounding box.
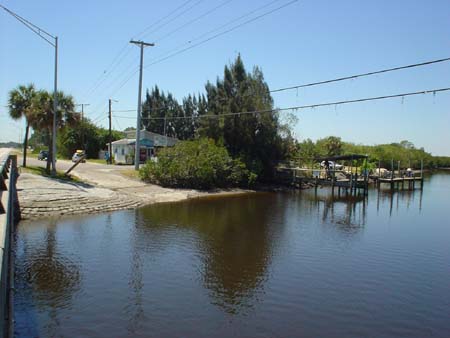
[136,194,282,314]
[15,221,81,337]
[309,190,367,229]
[377,187,424,216]
[14,173,450,338]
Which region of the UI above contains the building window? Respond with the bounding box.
[121,148,125,155]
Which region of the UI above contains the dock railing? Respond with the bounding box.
[375,159,424,190]
[0,153,18,338]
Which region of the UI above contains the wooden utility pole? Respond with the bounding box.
[108,99,112,164]
[130,40,154,170]
[107,99,118,164]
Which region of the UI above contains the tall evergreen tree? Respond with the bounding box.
[204,54,284,178]
[141,55,294,179]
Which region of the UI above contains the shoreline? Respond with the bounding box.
[17,172,261,221]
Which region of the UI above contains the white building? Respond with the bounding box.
[111,130,178,164]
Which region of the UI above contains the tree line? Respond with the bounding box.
[297,136,450,169]
[7,55,449,179]
[8,84,123,171]
[141,55,296,179]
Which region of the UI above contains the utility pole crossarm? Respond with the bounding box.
[130,40,155,47]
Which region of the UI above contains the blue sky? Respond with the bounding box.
[1,0,449,155]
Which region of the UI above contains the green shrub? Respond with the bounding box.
[139,139,256,189]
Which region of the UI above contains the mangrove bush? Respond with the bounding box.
[139,139,257,189]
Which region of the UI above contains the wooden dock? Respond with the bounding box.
[376,176,423,190]
[276,168,369,195]
[276,155,425,195]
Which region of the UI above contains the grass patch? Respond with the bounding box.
[120,169,140,180]
[21,165,82,183]
[86,158,108,164]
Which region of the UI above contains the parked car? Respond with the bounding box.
[72,150,86,163]
[320,161,343,170]
[37,150,56,162]
[37,150,48,161]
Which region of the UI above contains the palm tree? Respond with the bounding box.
[8,84,37,167]
[30,90,77,172]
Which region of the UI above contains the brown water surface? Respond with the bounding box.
[14,173,450,337]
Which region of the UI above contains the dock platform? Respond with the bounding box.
[376,176,423,190]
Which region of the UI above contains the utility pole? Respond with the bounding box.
[51,36,58,176]
[107,99,118,164]
[130,40,154,170]
[108,99,112,165]
[0,4,59,176]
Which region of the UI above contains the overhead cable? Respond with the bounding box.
[144,0,298,69]
[87,0,293,108]
[154,0,234,43]
[0,4,55,46]
[106,56,450,114]
[269,57,450,93]
[112,87,450,120]
[83,0,199,101]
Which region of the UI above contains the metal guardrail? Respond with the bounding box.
[0,156,12,214]
[0,153,18,338]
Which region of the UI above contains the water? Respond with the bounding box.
[14,173,450,337]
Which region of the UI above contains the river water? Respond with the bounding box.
[14,173,450,337]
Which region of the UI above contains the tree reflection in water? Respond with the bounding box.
[15,220,81,336]
[136,193,286,315]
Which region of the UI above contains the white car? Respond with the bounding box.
[72,152,86,163]
[320,161,343,170]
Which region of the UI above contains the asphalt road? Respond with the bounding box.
[14,152,140,189]
[26,155,131,173]
[0,148,13,162]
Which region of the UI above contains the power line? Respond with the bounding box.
[133,0,196,39]
[88,0,206,107]
[0,4,55,46]
[112,86,450,120]
[143,54,450,108]
[139,0,204,41]
[106,56,450,114]
[88,66,139,120]
[85,0,292,109]
[92,114,108,124]
[147,0,283,64]
[145,0,296,69]
[83,0,199,102]
[154,0,234,43]
[113,115,123,131]
[81,44,131,100]
[208,56,450,103]
[269,57,450,94]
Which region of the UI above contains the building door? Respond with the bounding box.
[139,148,147,163]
